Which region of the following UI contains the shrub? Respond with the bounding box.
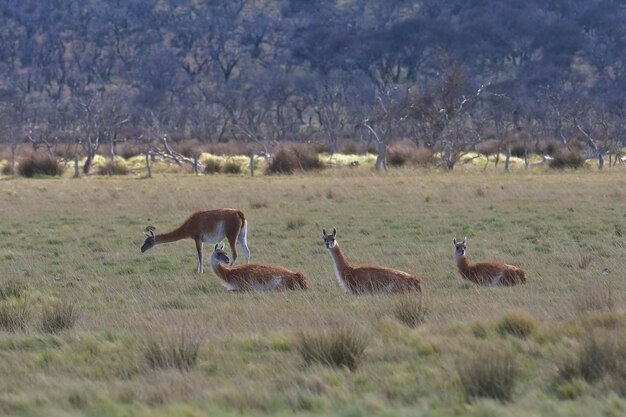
[143,331,200,371]
[1,163,13,175]
[495,312,537,339]
[41,301,78,333]
[222,160,242,174]
[0,279,27,300]
[388,146,435,167]
[340,141,358,154]
[204,158,223,174]
[549,149,585,169]
[118,143,143,159]
[393,295,427,327]
[0,300,30,332]
[17,154,65,177]
[457,345,517,402]
[96,160,129,176]
[267,148,298,174]
[292,146,324,171]
[298,327,367,371]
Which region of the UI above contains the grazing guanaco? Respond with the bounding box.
[322,228,421,294]
[453,237,526,286]
[141,209,250,273]
[210,243,308,291]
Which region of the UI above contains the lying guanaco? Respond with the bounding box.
[210,243,308,291]
[454,237,526,286]
[322,228,421,294]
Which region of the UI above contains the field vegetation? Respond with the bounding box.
[0,169,625,416]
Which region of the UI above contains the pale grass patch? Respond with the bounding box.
[143,330,201,372]
[41,301,78,333]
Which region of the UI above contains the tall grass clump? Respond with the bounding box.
[0,300,30,332]
[143,331,201,371]
[222,160,243,174]
[0,279,27,300]
[96,160,129,176]
[388,145,435,167]
[203,158,223,174]
[17,154,65,177]
[577,329,626,384]
[574,283,615,314]
[298,327,368,371]
[457,344,517,402]
[41,301,79,333]
[393,295,427,327]
[495,312,537,339]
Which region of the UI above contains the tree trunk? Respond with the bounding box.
[598,150,604,170]
[10,143,16,175]
[249,150,255,177]
[108,141,116,176]
[193,155,199,175]
[504,145,511,172]
[375,143,387,172]
[73,153,80,178]
[83,146,94,175]
[145,150,152,178]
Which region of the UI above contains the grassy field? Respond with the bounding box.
[0,169,625,417]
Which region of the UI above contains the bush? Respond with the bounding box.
[388,146,435,167]
[143,331,200,371]
[118,143,143,159]
[1,163,13,175]
[222,160,243,174]
[267,148,298,175]
[495,312,537,339]
[298,327,367,371]
[292,146,324,171]
[96,160,129,176]
[393,295,427,327]
[0,300,30,332]
[17,154,65,177]
[204,158,223,174]
[41,301,78,333]
[457,345,517,402]
[549,149,585,169]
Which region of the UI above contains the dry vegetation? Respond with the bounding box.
[0,169,624,416]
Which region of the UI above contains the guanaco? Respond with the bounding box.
[210,243,308,291]
[141,209,250,273]
[322,228,421,294]
[454,237,526,286]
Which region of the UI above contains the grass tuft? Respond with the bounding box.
[203,158,223,174]
[298,327,367,371]
[393,295,427,327]
[457,344,517,402]
[0,279,27,300]
[0,300,30,332]
[41,301,79,333]
[143,331,201,372]
[17,154,64,177]
[495,312,537,339]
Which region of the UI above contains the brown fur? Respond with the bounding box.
[141,208,249,273]
[454,238,526,286]
[212,262,309,291]
[324,229,421,294]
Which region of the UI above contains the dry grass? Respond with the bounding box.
[41,301,79,333]
[297,327,368,371]
[0,170,624,415]
[457,343,518,402]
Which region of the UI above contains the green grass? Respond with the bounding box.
[0,170,625,416]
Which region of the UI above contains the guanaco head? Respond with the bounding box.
[322,228,337,249]
[141,226,156,253]
[211,243,231,265]
[453,237,467,257]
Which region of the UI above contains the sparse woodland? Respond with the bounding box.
[0,0,625,175]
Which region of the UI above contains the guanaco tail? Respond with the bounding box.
[141,208,250,273]
[453,237,526,286]
[210,243,308,291]
[322,228,421,294]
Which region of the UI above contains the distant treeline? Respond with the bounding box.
[0,0,625,173]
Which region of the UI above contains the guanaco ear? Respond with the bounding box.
[323,229,327,237]
[214,243,219,251]
[144,226,155,238]
[453,237,457,245]
[219,242,225,250]
[332,227,337,237]
[463,236,467,244]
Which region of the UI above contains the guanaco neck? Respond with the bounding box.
[456,255,471,277]
[210,257,231,281]
[328,244,352,275]
[155,225,189,245]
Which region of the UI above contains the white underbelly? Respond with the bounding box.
[201,222,224,243]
